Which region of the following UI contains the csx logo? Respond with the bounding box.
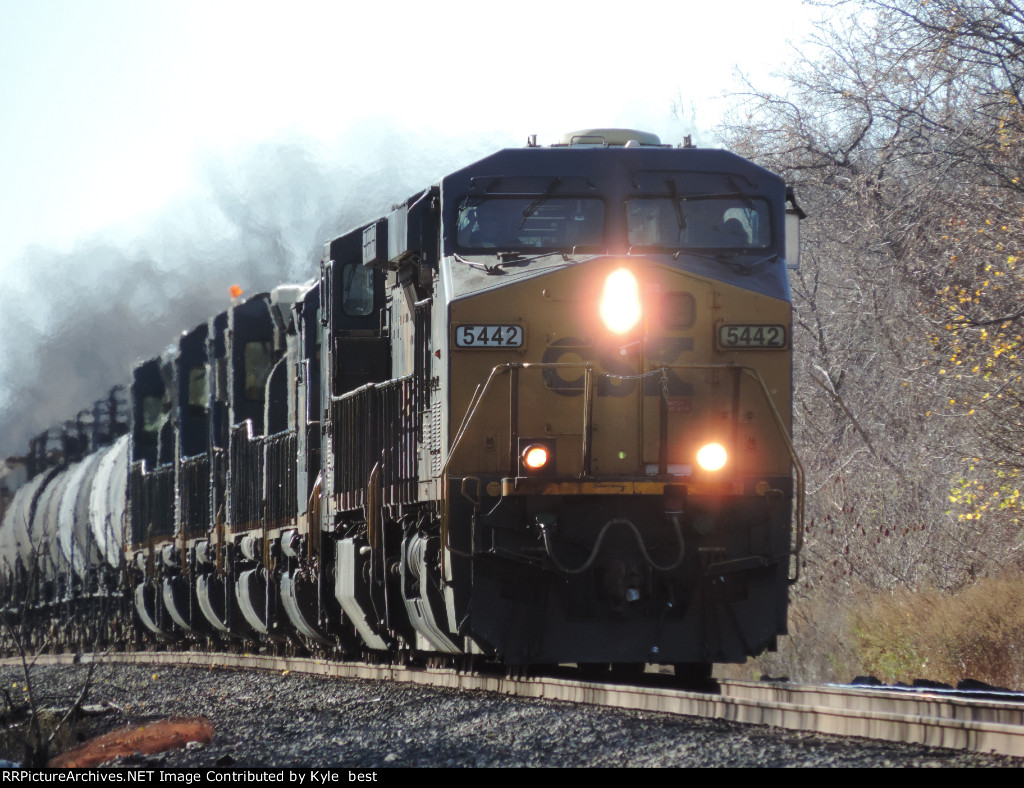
[541,336,695,397]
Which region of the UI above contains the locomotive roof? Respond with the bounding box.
[440,144,784,193]
[439,144,791,304]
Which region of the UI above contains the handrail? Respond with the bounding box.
[440,362,804,584]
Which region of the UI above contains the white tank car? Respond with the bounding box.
[0,470,57,583]
[32,469,73,582]
[88,436,128,569]
[57,452,104,579]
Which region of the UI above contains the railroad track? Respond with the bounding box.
[13,652,1024,759]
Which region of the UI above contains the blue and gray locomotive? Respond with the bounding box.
[0,130,804,676]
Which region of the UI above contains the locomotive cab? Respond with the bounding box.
[429,132,800,667]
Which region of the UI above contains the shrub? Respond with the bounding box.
[851,576,1024,688]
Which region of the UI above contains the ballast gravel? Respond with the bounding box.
[2,663,1020,768]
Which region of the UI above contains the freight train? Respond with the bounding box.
[0,130,804,679]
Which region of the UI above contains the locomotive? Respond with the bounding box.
[0,129,804,677]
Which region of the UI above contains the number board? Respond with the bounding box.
[455,324,524,348]
[717,324,787,349]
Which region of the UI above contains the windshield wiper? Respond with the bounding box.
[518,178,563,229]
[671,249,779,275]
[454,249,595,275]
[665,180,687,232]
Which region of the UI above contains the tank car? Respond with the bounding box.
[7,129,805,678]
[0,392,129,650]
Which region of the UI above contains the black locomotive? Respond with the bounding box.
[0,130,804,677]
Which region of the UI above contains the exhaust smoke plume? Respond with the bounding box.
[0,123,511,457]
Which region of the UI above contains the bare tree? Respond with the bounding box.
[711,0,1024,679]
[0,540,107,766]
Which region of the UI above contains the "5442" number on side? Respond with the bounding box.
[455,324,524,348]
[718,324,787,349]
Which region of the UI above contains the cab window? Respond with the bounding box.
[627,197,771,249]
[456,197,604,251]
[244,341,274,401]
[188,367,209,412]
[342,264,374,316]
[142,396,166,433]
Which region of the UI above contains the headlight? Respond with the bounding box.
[599,268,641,334]
[696,442,727,472]
[522,445,550,470]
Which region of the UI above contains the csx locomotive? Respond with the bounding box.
[0,130,804,677]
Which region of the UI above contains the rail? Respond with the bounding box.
[19,653,1024,759]
[178,455,210,538]
[328,376,418,512]
[264,430,298,529]
[228,422,262,533]
[225,424,300,539]
[128,461,175,545]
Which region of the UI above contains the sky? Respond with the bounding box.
[0,0,823,453]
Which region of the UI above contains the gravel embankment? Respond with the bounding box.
[1,663,1020,768]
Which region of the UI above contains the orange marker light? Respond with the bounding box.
[599,269,641,334]
[229,285,243,299]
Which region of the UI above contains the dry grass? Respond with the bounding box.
[725,575,1024,690]
[715,589,863,684]
[851,575,1024,689]
[743,589,863,684]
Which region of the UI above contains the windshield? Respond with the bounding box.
[341,263,374,316]
[142,396,166,433]
[456,197,604,251]
[627,197,772,250]
[244,341,274,401]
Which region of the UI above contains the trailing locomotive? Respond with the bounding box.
[0,130,804,676]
